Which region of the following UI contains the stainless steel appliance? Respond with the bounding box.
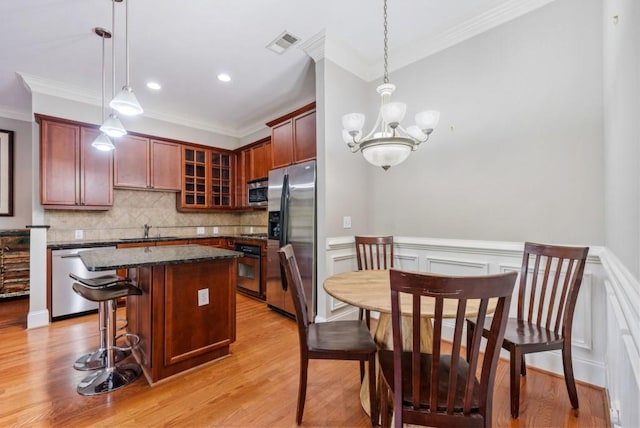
[247,178,268,207]
[266,159,316,320]
[51,247,117,320]
[234,242,262,297]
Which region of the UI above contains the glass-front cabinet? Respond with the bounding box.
[179,145,234,211]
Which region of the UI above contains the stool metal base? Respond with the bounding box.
[73,348,130,371]
[77,363,142,396]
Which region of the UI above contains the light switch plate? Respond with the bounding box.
[197,227,205,235]
[75,229,84,239]
[197,289,209,306]
[213,226,219,234]
[343,216,352,229]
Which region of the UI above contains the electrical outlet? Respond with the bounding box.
[197,289,209,306]
[74,229,84,240]
[213,226,219,234]
[197,227,205,235]
[343,216,352,229]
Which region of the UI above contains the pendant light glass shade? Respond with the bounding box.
[93,27,116,151]
[100,113,127,138]
[110,85,143,116]
[92,132,115,151]
[110,0,143,116]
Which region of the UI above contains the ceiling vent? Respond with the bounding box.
[266,31,300,54]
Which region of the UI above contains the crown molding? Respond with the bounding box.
[18,71,242,138]
[0,104,32,122]
[326,0,557,82]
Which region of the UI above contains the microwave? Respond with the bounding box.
[247,179,268,206]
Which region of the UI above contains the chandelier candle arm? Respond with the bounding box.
[340,0,440,170]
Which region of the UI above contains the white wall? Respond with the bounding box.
[0,117,32,229]
[368,0,604,246]
[602,1,640,426]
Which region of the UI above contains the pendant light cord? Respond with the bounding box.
[383,0,389,84]
[111,0,116,104]
[101,34,106,122]
[125,0,130,86]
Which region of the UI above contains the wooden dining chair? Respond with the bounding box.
[466,242,589,418]
[355,235,394,327]
[278,244,379,426]
[378,269,516,428]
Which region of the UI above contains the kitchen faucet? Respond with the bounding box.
[144,224,152,239]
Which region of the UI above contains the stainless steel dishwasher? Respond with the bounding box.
[50,247,117,320]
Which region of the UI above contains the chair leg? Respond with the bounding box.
[296,355,308,425]
[562,342,580,412]
[380,376,390,428]
[510,348,522,418]
[521,353,527,376]
[360,361,365,383]
[367,354,378,426]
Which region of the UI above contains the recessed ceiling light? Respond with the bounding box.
[146,81,161,90]
[217,73,231,83]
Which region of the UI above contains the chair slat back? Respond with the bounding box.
[517,242,589,335]
[279,244,309,348]
[355,235,394,271]
[389,269,516,427]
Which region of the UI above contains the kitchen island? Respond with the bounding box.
[79,244,242,384]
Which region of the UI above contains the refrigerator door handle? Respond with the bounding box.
[278,173,290,291]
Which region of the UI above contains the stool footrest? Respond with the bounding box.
[73,348,130,371]
[114,332,140,352]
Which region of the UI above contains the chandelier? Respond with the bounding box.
[342,0,440,170]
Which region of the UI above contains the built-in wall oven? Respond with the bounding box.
[234,243,262,297]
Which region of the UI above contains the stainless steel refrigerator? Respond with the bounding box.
[266,159,316,320]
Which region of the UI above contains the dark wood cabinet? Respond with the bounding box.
[179,145,235,211]
[235,137,271,208]
[114,136,181,191]
[267,102,316,169]
[38,116,113,209]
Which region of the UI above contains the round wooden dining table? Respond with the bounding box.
[323,269,497,418]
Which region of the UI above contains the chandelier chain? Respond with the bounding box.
[383,0,389,84]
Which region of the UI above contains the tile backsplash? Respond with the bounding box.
[45,190,267,242]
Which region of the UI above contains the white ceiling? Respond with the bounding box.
[0,0,553,138]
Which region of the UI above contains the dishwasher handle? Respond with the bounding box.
[60,254,82,259]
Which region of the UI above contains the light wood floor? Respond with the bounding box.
[0,294,609,427]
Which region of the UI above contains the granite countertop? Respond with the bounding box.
[47,233,267,250]
[79,244,242,271]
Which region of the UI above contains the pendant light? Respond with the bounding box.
[100,0,127,138]
[109,0,143,116]
[92,27,116,151]
[341,0,440,170]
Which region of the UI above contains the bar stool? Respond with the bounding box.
[70,273,131,371]
[72,281,143,395]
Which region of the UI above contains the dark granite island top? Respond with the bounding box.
[84,244,242,384]
[78,244,242,271]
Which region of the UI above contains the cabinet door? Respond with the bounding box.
[114,135,150,189]
[150,139,181,191]
[40,120,79,206]
[211,151,234,208]
[181,146,209,209]
[251,142,269,180]
[293,110,316,163]
[270,119,293,169]
[80,127,113,207]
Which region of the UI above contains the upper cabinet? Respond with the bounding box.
[38,115,113,210]
[267,102,316,169]
[114,136,181,191]
[235,137,270,209]
[178,144,235,211]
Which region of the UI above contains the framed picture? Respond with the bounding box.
[0,129,14,216]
